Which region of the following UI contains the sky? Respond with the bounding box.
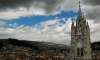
[0,0,99,45]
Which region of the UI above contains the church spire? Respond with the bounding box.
[76,0,84,24]
[78,0,82,17]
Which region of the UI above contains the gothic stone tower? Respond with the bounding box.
[70,1,92,60]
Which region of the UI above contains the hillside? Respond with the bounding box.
[0,38,69,53]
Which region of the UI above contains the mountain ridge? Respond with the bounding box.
[0,38,69,53]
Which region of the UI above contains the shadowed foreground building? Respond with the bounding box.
[0,50,67,60]
[70,1,92,60]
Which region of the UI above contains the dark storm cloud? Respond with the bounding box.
[86,8,100,20]
[0,0,60,12]
[83,0,100,5]
[85,9,100,23]
[82,0,100,23]
[0,0,33,9]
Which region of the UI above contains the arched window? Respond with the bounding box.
[77,48,80,56]
[77,48,84,57]
[81,48,84,56]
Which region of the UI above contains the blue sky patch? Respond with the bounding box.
[6,10,77,28]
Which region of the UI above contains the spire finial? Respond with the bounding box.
[79,0,80,8]
[78,0,82,17]
[79,0,81,12]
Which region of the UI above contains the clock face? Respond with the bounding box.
[77,42,83,48]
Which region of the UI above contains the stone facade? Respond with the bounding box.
[70,1,92,60]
